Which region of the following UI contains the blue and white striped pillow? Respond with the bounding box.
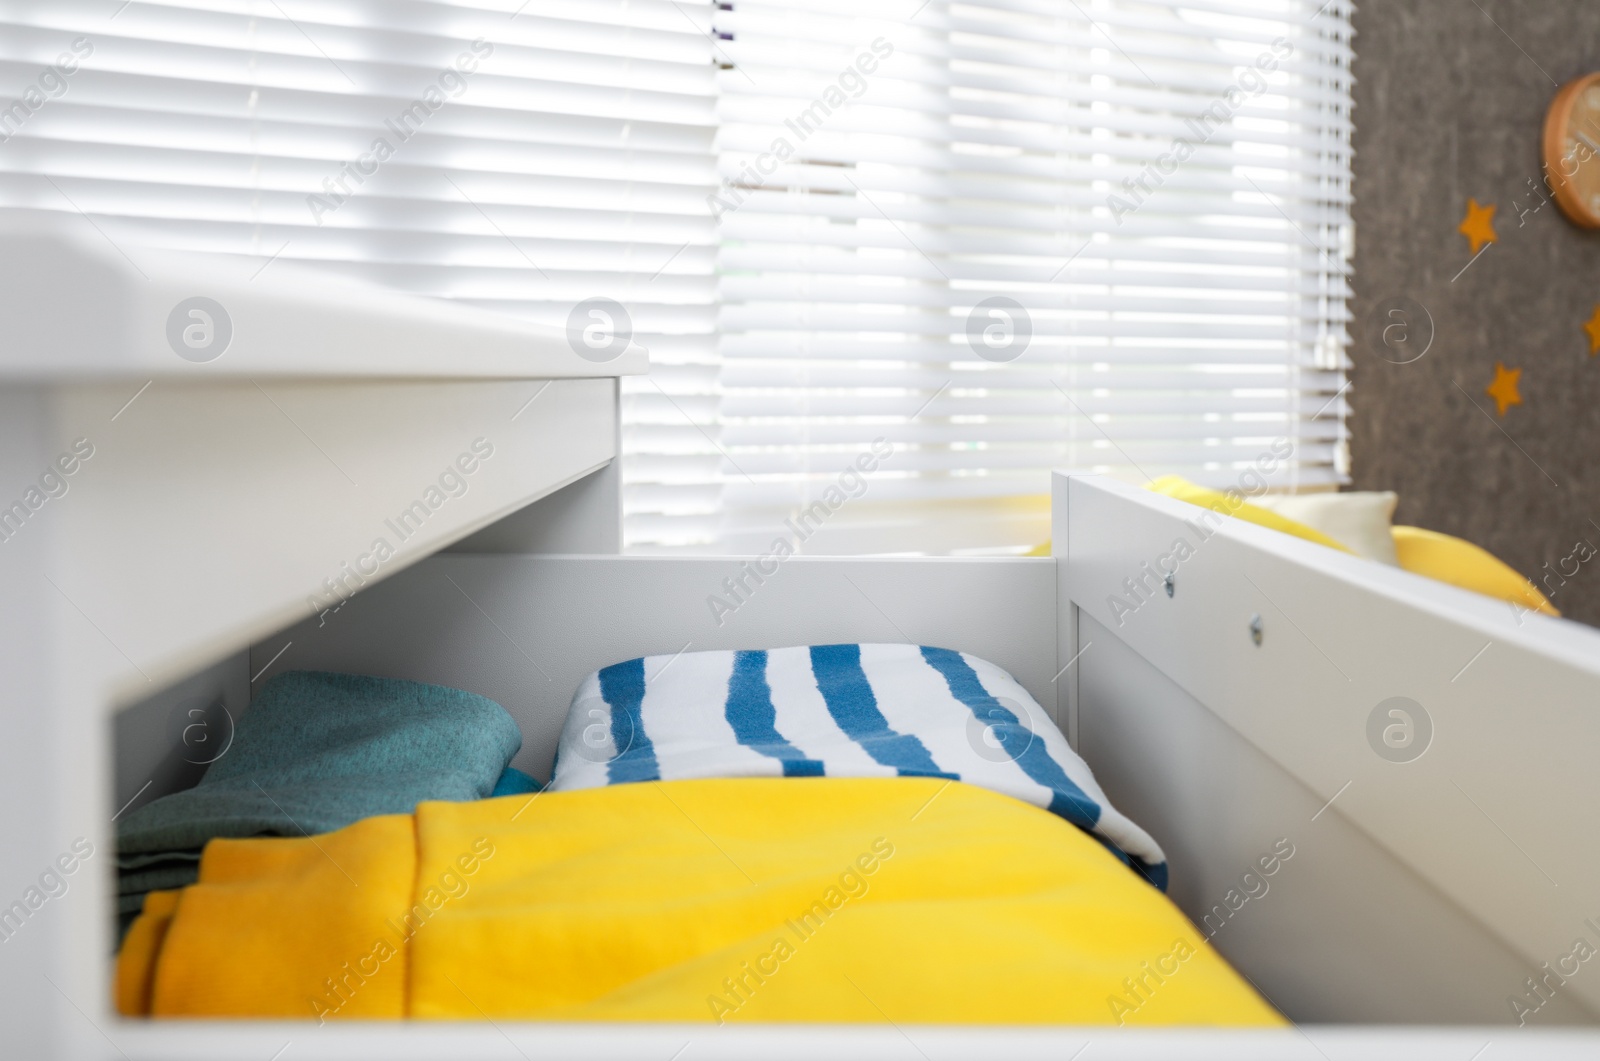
[550,643,1167,889]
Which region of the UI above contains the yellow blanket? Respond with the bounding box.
[118,777,1281,1026]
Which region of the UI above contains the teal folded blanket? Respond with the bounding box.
[490,766,542,798]
[117,671,523,926]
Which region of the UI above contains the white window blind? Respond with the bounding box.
[0,1,1352,557]
[0,0,719,551]
[703,0,1353,555]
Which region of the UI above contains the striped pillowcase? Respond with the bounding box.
[549,643,1167,889]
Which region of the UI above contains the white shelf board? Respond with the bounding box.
[0,209,647,382]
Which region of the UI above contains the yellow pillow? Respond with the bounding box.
[1144,476,1354,554]
[1391,526,1559,617]
[1023,476,1354,557]
[1029,482,1558,618]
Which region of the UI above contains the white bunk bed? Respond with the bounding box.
[5,213,1600,1059]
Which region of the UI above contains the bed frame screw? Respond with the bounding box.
[1163,572,1175,598]
[1249,614,1264,646]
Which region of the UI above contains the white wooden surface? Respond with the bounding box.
[0,390,73,1061]
[1055,472,1600,1027]
[0,209,646,380]
[51,375,619,705]
[246,555,1059,780]
[101,1021,1600,1061]
[1077,610,1589,1024]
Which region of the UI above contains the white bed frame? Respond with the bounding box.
[6,214,1600,1059]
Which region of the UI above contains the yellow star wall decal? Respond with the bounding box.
[1459,198,1498,255]
[1586,305,1600,356]
[1486,361,1523,417]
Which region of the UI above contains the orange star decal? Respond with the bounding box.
[1485,361,1523,417]
[1586,305,1600,356]
[1459,198,1498,255]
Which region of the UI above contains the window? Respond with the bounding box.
[694,0,1354,554]
[0,0,1353,557]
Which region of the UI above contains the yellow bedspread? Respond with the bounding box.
[117,777,1282,1026]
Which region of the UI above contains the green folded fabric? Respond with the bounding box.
[117,670,522,928]
[117,849,202,872]
[118,864,203,904]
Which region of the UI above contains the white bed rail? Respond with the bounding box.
[1055,472,1600,1027]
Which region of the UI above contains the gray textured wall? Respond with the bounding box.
[1349,0,1600,626]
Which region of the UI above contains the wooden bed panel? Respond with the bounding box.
[1056,472,1600,1023]
[1077,612,1591,1025]
[107,1021,1600,1061]
[245,555,1057,780]
[50,376,617,706]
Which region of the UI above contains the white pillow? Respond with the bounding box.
[1253,491,1400,566]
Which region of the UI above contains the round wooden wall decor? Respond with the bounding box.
[1544,73,1600,229]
